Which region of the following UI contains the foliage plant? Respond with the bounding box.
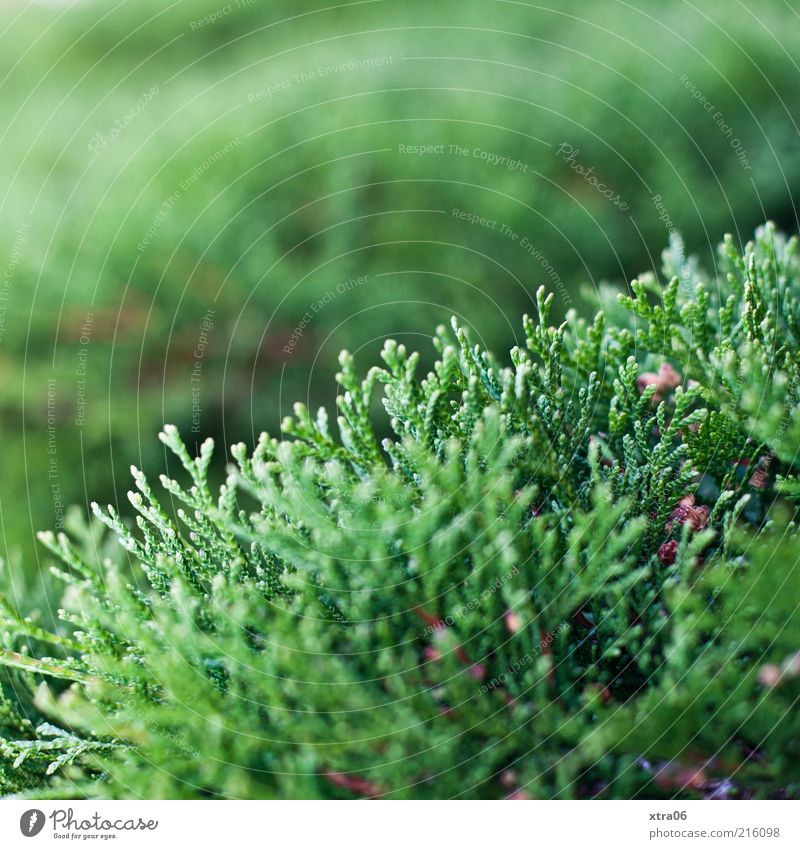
[2,224,800,799]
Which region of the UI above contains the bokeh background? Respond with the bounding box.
[1,0,798,597]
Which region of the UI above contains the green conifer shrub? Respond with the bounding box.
[2,223,799,799]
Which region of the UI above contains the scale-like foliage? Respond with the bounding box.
[1,224,799,799]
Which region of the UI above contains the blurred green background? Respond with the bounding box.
[0,0,798,591]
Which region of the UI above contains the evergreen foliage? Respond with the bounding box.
[2,224,799,799]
